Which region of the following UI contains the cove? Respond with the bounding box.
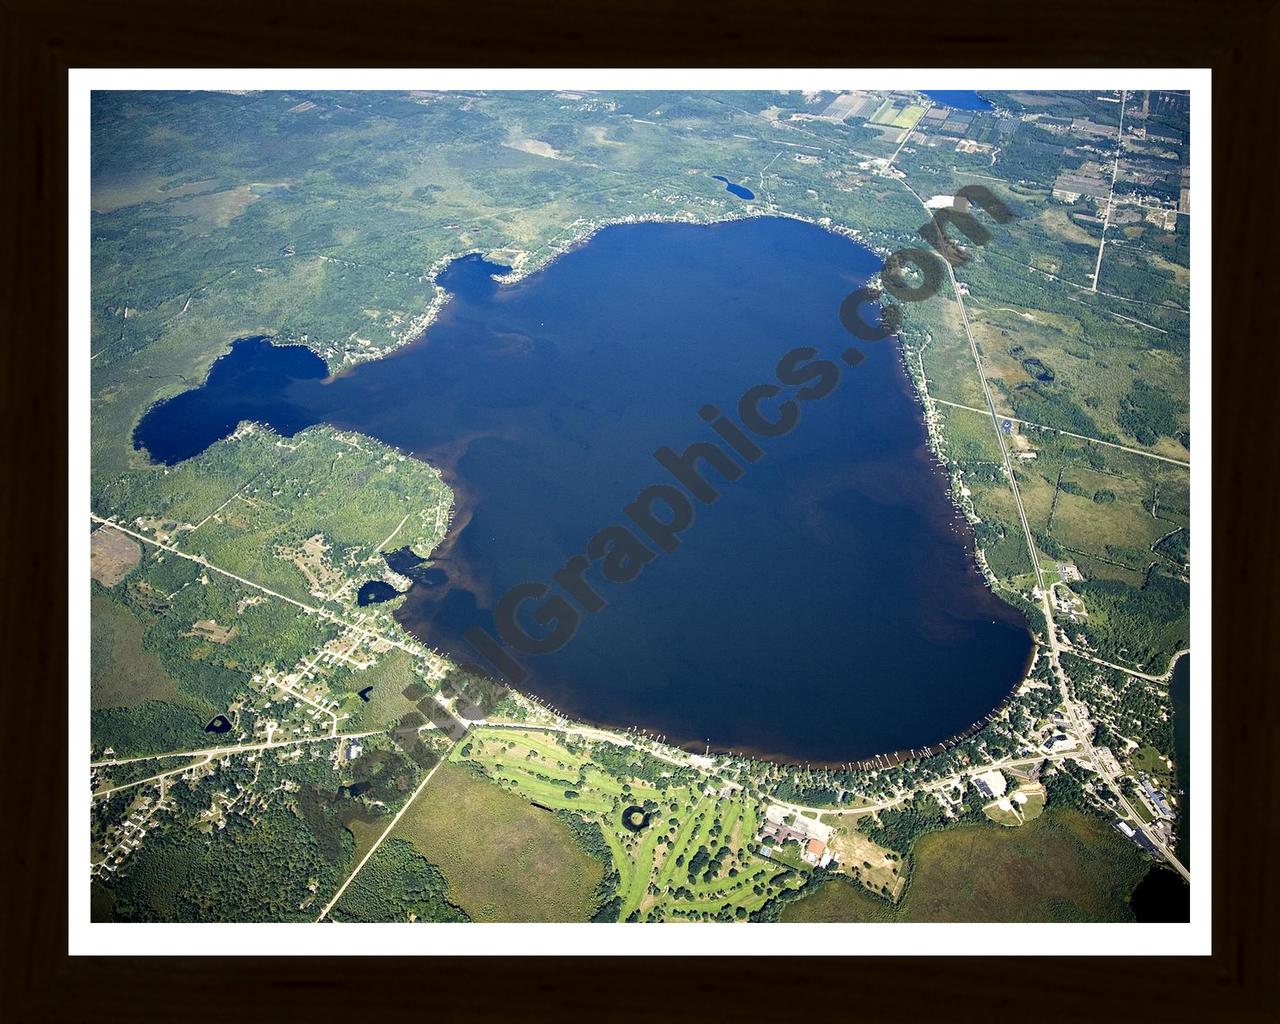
[134,217,1033,763]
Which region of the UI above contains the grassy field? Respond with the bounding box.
[982,783,1047,827]
[390,761,603,922]
[782,808,1147,922]
[348,649,431,731]
[91,588,184,710]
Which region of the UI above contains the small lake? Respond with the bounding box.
[924,91,992,111]
[134,217,1032,763]
[357,580,400,606]
[711,174,755,200]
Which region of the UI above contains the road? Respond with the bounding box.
[90,729,382,769]
[766,750,1080,821]
[93,754,213,798]
[900,177,1189,884]
[90,515,439,664]
[901,180,1046,597]
[1060,646,1191,684]
[929,398,1190,468]
[315,746,452,922]
[1090,90,1128,293]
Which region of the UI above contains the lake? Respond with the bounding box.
[357,580,401,606]
[711,174,755,200]
[134,217,1033,763]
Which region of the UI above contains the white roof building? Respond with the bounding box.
[973,769,1008,799]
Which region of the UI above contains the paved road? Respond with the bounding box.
[900,180,1190,884]
[90,729,383,769]
[91,515,438,663]
[930,398,1190,468]
[1060,647,1190,684]
[1090,90,1128,292]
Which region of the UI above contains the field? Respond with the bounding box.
[389,760,604,922]
[982,783,1048,827]
[821,816,905,899]
[868,98,927,130]
[782,808,1148,922]
[90,588,185,711]
[90,527,142,586]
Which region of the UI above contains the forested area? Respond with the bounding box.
[330,838,467,923]
[1076,572,1189,669]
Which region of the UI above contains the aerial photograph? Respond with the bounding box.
[85,84,1195,930]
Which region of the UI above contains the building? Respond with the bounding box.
[760,820,807,847]
[802,838,827,866]
[1131,829,1160,856]
[1141,779,1175,819]
[973,769,1008,799]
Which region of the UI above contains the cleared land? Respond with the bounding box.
[782,808,1147,922]
[91,589,186,712]
[90,527,142,586]
[389,760,603,922]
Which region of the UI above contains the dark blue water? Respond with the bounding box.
[133,218,1032,762]
[135,337,328,464]
[711,175,755,200]
[357,580,400,606]
[1170,654,1190,866]
[924,91,992,111]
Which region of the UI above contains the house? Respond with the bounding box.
[802,838,826,865]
